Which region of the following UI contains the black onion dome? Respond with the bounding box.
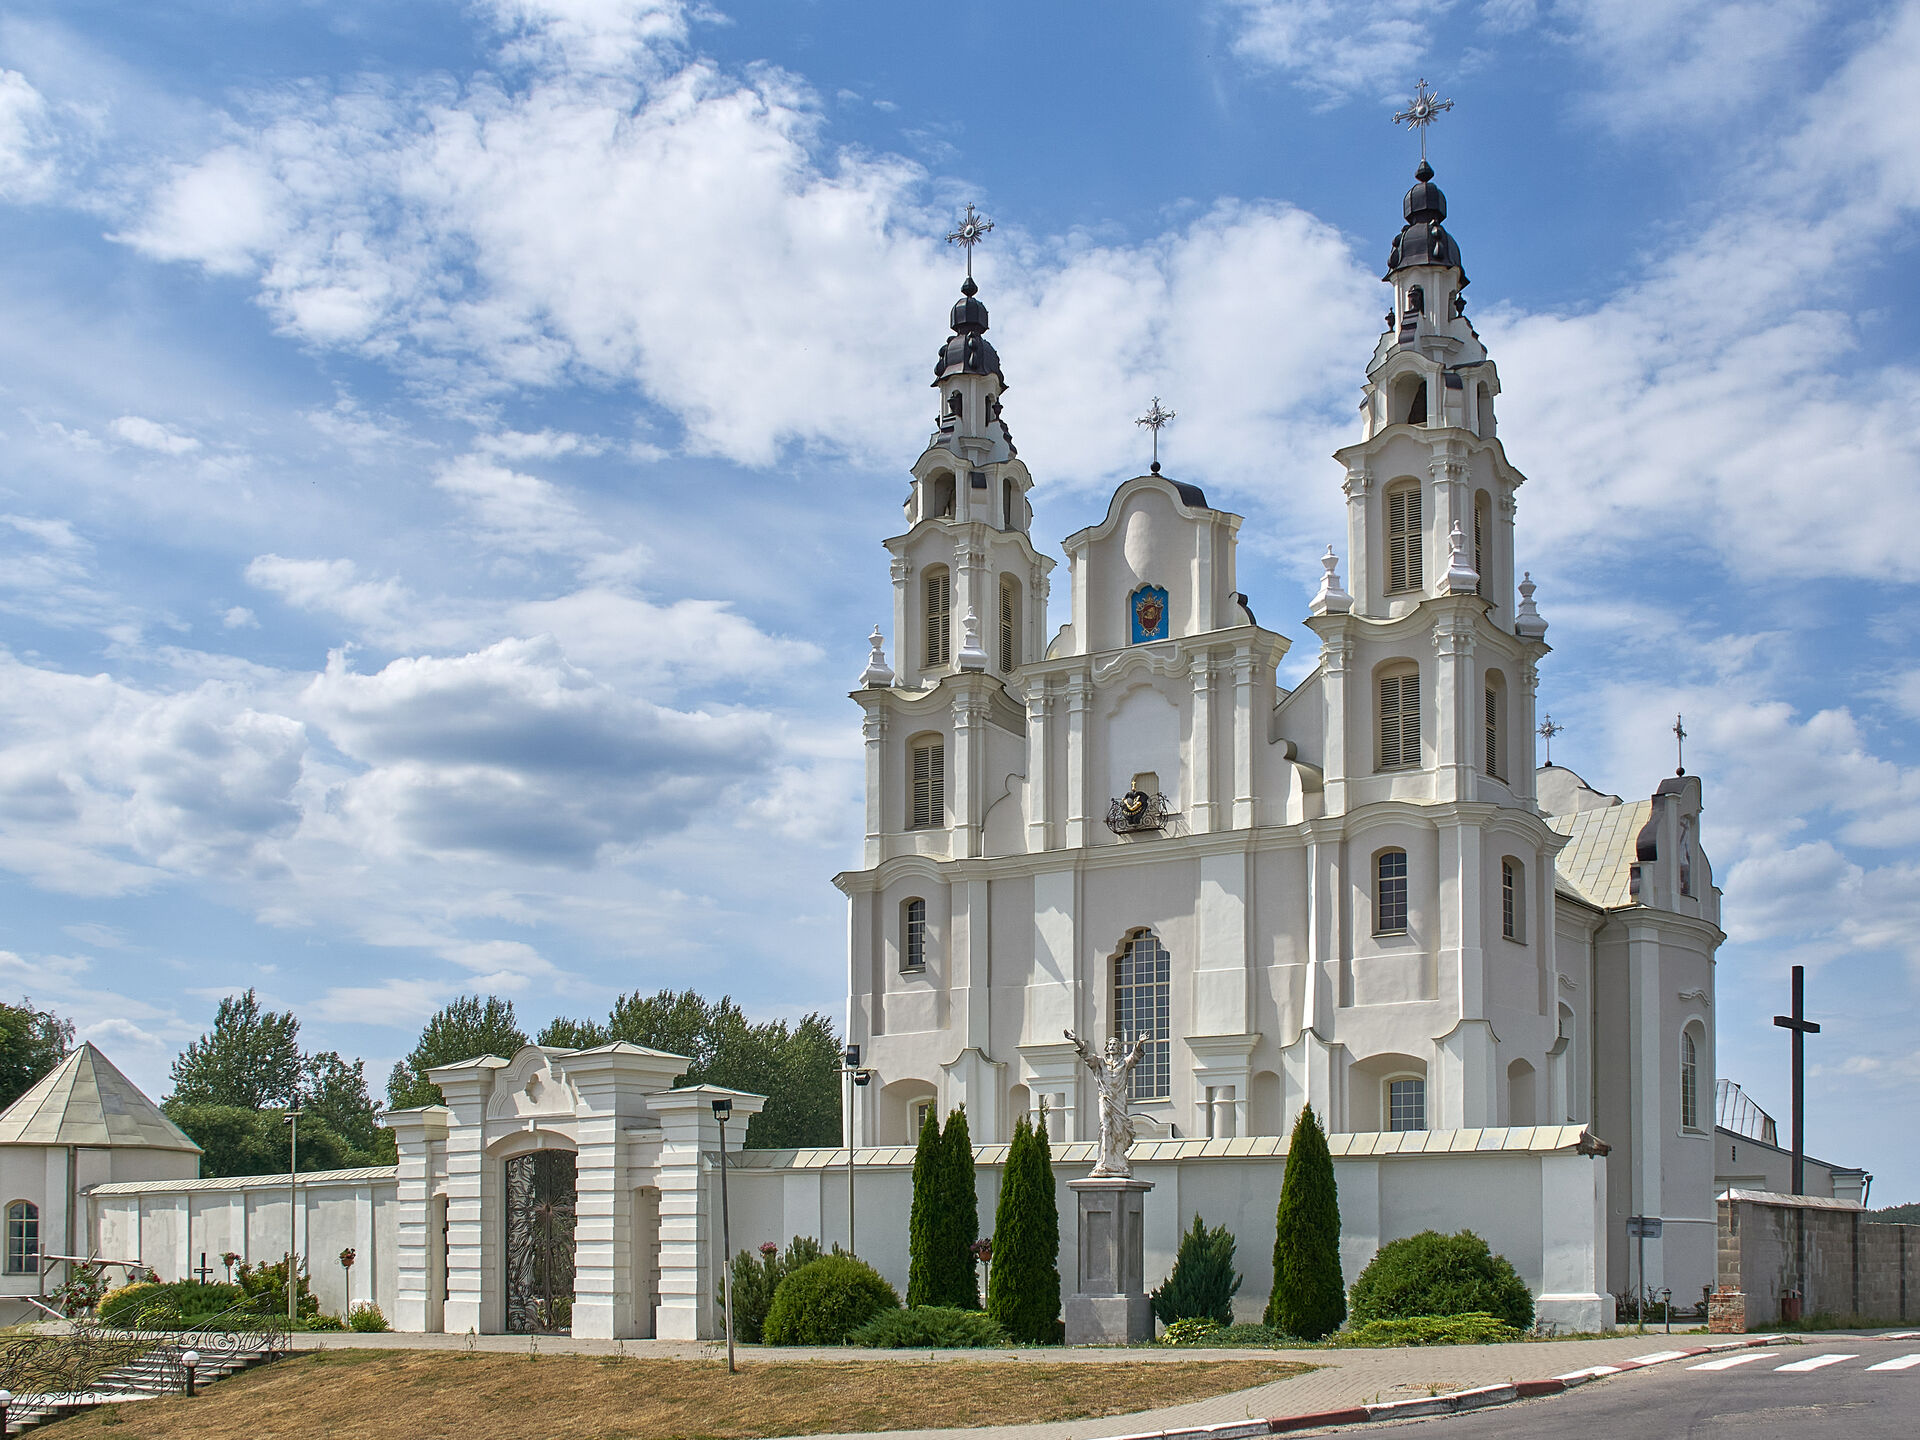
[1385,161,1467,283]
[933,276,1004,383]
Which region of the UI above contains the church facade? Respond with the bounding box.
[839,161,1724,1308]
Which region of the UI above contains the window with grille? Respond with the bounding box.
[4,1200,37,1275]
[1378,669,1420,770]
[903,898,927,970]
[999,579,1017,673]
[1474,493,1488,597]
[1375,849,1409,935]
[1681,1030,1700,1130]
[924,571,951,668]
[909,738,945,830]
[1502,858,1520,940]
[1388,1077,1426,1132]
[1003,477,1018,528]
[1113,931,1171,1102]
[1387,486,1422,593]
[1484,684,1501,779]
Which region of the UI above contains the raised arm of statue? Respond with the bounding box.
[1066,1029,1100,1072]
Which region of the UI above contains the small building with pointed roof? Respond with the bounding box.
[0,1043,200,1321]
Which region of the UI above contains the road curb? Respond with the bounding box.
[1093,1335,1795,1440]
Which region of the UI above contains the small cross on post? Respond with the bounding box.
[1392,79,1454,163]
[1773,965,1822,1196]
[1136,397,1175,473]
[1537,714,1563,767]
[946,202,994,281]
[1673,713,1688,777]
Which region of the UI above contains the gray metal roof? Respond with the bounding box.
[90,1165,397,1197]
[1548,799,1651,910]
[0,1043,201,1153]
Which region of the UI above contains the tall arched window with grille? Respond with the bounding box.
[1374,849,1410,935]
[902,898,927,970]
[5,1200,38,1275]
[923,569,951,669]
[998,578,1018,673]
[1113,930,1171,1101]
[1377,665,1420,771]
[1502,856,1525,941]
[1681,1027,1702,1131]
[1483,673,1504,780]
[1386,484,1423,593]
[908,735,945,830]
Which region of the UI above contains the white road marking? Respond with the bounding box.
[1628,1350,1690,1364]
[1773,1353,1857,1372]
[1865,1354,1920,1372]
[1553,1365,1623,1380]
[1688,1352,1776,1371]
[1877,1332,1920,1341]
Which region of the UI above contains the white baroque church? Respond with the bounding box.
[839,160,1724,1309]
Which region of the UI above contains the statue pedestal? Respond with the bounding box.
[1064,1176,1153,1345]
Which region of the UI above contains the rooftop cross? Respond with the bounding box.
[1136,397,1176,473]
[1392,78,1454,163]
[1673,713,1688,777]
[1537,714,1563,767]
[946,202,995,280]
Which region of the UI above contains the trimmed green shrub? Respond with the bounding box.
[99,1280,245,1328]
[305,1313,346,1331]
[347,1302,391,1332]
[721,1236,824,1343]
[986,1115,1062,1344]
[941,1106,981,1309]
[907,1105,943,1308]
[1348,1230,1533,1330]
[1159,1317,1223,1346]
[1151,1213,1242,1328]
[1266,1104,1345,1341]
[849,1305,1010,1348]
[237,1256,319,1319]
[1332,1312,1523,1347]
[763,1254,900,1345]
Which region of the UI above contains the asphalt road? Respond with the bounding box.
[1392,1344,1917,1438]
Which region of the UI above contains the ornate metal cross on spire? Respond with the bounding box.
[1136,396,1175,473]
[1673,713,1688,777]
[1537,714,1563,767]
[1392,78,1454,162]
[946,202,994,280]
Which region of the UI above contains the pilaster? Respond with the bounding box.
[1026,677,1054,853]
[1431,610,1477,801]
[1231,646,1256,828]
[1188,654,1216,833]
[1064,675,1091,848]
[649,1086,766,1341]
[1342,466,1373,617]
[861,703,888,868]
[384,1106,449,1334]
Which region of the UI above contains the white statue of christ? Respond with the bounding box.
[1066,1029,1149,1177]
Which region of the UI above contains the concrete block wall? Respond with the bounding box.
[1718,1190,1915,1327]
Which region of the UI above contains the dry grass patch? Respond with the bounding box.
[53,1350,1312,1439]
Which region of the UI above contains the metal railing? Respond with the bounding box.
[0,1290,291,1403]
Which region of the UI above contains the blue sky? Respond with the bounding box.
[1,0,1917,1203]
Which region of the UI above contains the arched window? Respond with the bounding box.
[1406,380,1427,425]
[1502,857,1525,941]
[1386,484,1422,592]
[923,568,951,668]
[1003,476,1018,529]
[998,578,1019,673]
[5,1200,38,1275]
[1406,284,1425,317]
[1475,381,1494,438]
[909,736,945,830]
[1374,849,1409,935]
[1473,491,1490,597]
[1113,930,1172,1102]
[1681,1027,1701,1131]
[1483,672,1505,780]
[1387,1076,1426,1131]
[947,390,964,422]
[1377,665,1420,771]
[901,898,928,971]
[928,473,956,519]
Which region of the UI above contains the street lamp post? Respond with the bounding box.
[839,1046,872,1257]
[182,1349,200,1397]
[712,1097,735,1375]
[1,1386,12,1434]
[283,1108,305,1324]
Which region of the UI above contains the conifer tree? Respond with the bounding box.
[987,1115,1062,1342]
[1265,1102,1346,1339]
[906,1104,943,1307]
[942,1105,980,1308]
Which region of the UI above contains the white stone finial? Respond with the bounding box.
[859,625,894,688]
[1309,544,1353,616]
[1515,571,1548,640]
[1444,519,1480,594]
[957,606,988,671]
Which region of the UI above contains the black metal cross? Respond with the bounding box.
[1772,964,1821,1195]
[195,1251,212,1284]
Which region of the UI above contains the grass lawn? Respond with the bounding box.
[54,1350,1314,1439]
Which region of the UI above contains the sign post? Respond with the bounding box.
[1626,1215,1663,1332]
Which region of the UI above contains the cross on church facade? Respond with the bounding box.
[1537,714,1563,767]
[1136,397,1175,473]
[1673,714,1688,776]
[946,203,994,279]
[1392,79,1454,161]
[1773,964,1822,1195]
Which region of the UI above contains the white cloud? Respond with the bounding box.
[1224,0,1438,103]
[111,415,201,454]
[434,453,597,556]
[245,554,416,639]
[0,69,58,200]
[222,605,258,630]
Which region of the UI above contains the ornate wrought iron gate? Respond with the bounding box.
[504,1150,576,1333]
